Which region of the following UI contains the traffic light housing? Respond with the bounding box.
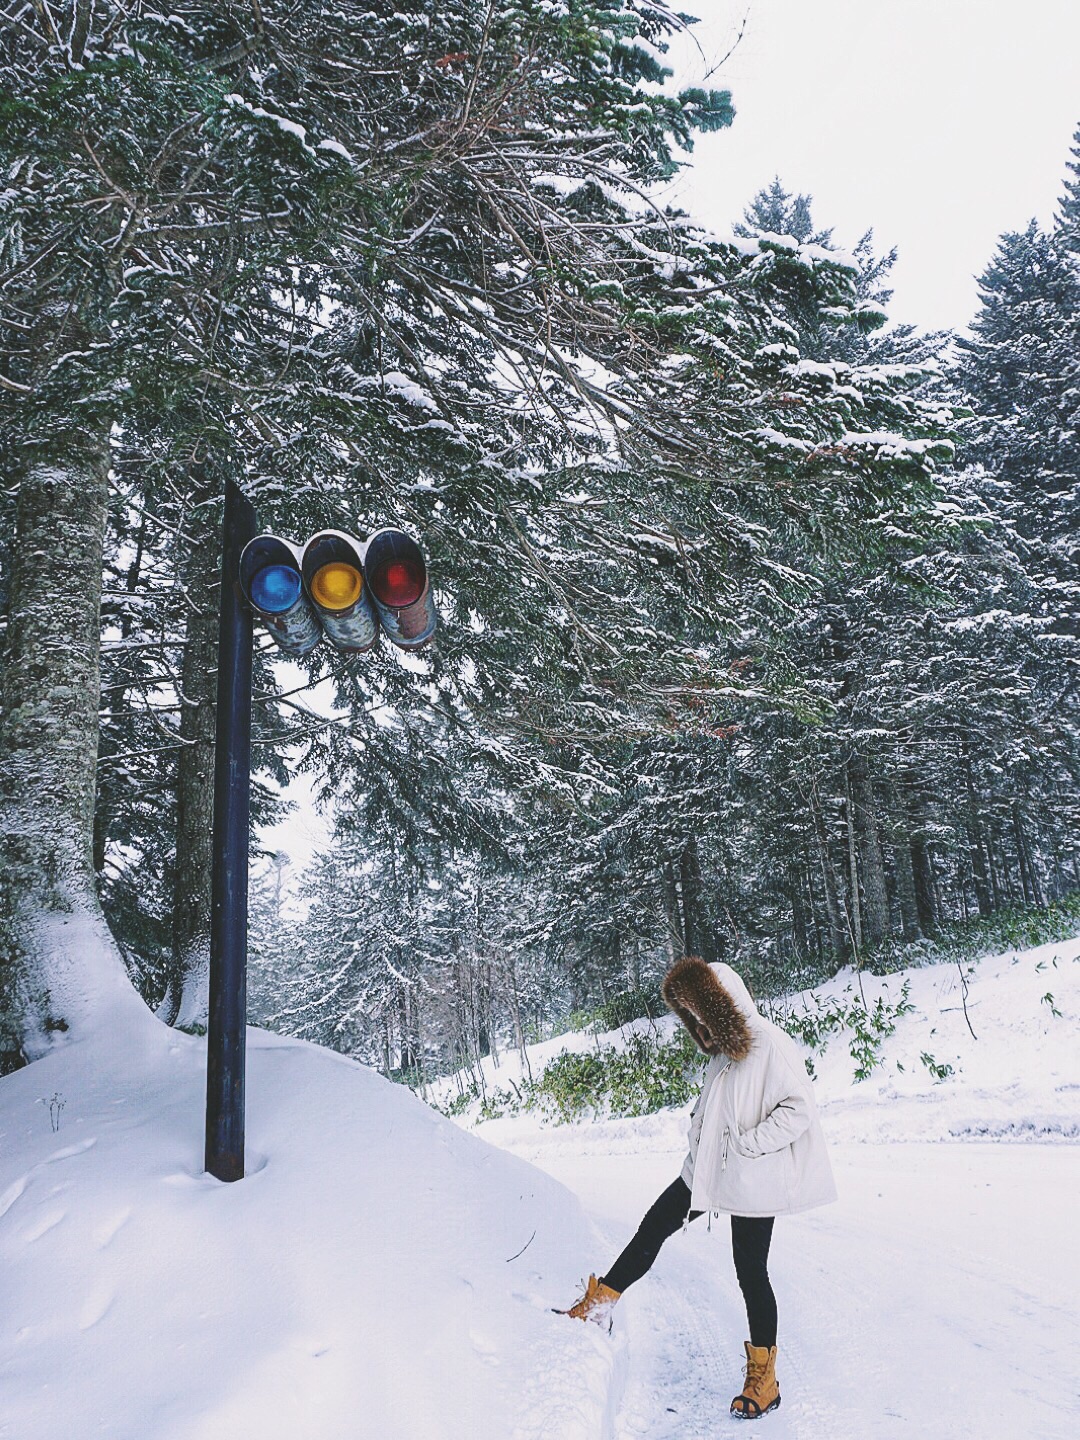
[363,528,437,650]
[240,527,436,655]
[301,531,379,653]
[238,535,322,657]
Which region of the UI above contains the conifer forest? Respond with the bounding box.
[1,2,1078,1085]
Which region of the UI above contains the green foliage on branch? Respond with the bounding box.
[774,981,914,1082]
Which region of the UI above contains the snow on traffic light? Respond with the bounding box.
[240,527,436,656]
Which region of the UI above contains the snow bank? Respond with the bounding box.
[437,937,1080,1149]
[792,937,1080,1144]
[0,1020,621,1440]
[4,937,1076,1438]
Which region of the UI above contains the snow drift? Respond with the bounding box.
[0,1018,618,1440]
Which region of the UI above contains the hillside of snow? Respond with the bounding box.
[434,938,1080,1147]
[0,1017,618,1440]
[1,937,1077,1440]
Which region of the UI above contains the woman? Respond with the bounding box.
[557,957,837,1421]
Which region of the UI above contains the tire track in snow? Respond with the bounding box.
[505,1122,1080,1439]
[607,1222,799,1440]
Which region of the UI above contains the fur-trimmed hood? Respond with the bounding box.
[662,957,757,1060]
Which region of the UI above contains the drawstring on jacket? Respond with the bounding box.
[687,1059,731,1225]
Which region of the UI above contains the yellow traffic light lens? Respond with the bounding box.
[311,562,362,611]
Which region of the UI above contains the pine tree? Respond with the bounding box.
[957,215,1080,640]
[282,182,967,1041]
[0,1,736,1063]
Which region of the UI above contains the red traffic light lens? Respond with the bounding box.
[381,560,423,607]
[365,533,427,609]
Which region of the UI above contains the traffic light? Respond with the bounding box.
[363,528,437,650]
[301,531,379,653]
[238,535,322,657]
[240,526,436,655]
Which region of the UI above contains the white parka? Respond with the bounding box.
[680,963,837,1218]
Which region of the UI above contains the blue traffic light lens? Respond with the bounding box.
[251,564,302,614]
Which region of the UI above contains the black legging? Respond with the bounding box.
[601,1176,777,1348]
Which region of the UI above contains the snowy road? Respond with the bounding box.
[503,1132,1080,1440]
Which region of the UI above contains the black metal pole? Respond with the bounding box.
[205,479,257,1182]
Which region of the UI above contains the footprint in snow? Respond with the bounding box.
[78,1284,116,1331]
[93,1206,132,1249]
[23,1208,67,1243]
[469,1328,502,1367]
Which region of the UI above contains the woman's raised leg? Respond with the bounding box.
[601,1177,703,1294]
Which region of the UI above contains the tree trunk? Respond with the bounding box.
[659,855,683,958]
[844,774,864,956]
[911,831,937,936]
[1013,808,1044,907]
[159,490,220,1028]
[627,938,641,992]
[397,980,413,1072]
[963,755,993,917]
[850,760,889,948]
[93,515,148,876]
[0,437,145,1068]
[505,950,532,1082]
[476,955,492,1060]
[810,793,850,964]
[988,830,1012,907]
[679,836,710,961]
[886,785,921,942]
[790,866,810,958]
[966,823,993,917]
[802,860,826,965]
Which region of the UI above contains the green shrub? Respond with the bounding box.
[591,987,665,1032]
[443,1082,479,1117]
[439,1026,702,1126]
[919,1051,955,1081]
[870,893,1080,976]
[775,981,914,1082]
[528,1027,701,1122]
[477,1087,517,1121]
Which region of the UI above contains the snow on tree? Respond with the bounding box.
[0,1,735,1063]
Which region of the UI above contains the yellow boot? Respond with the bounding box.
[730,1341,780,1419]
[554,1274,621,1330]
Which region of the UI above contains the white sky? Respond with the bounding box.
[666,1,1080,333]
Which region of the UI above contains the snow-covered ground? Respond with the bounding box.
[461,939,1080,1440]
[1,939,1077,1439]
[0,1019,615,1440]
